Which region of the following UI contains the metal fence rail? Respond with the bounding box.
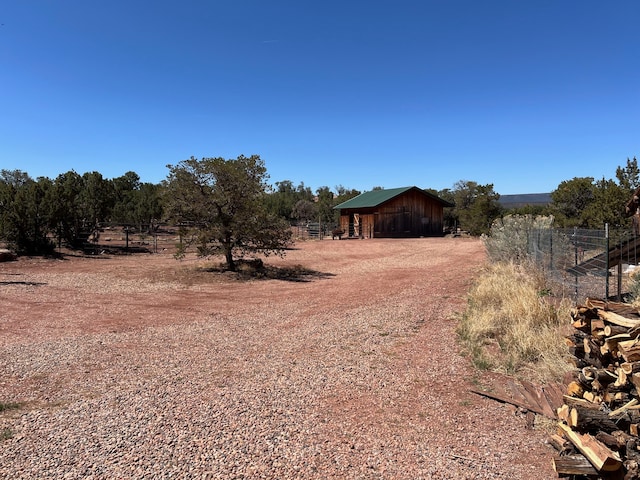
[528,226,640,302]
[291,222,332,240]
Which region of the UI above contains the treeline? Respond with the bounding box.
[0,170,163,254]
[439,157,640,235]
[0,167,363,255]
[1,156,638,254]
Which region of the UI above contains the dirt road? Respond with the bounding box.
[0,237,557,479]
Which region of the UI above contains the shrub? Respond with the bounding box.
[483,214,554,264]
[628,269,640,308]
[457,261,572,382]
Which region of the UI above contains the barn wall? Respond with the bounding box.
[374,190,444,237]
[339,211,375,238]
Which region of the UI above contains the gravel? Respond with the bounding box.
[0,238,558,479]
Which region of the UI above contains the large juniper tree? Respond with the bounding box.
[164,155,292,271]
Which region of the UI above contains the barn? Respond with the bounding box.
[333,186,454,238]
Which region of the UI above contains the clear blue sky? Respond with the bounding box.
[1,1,638,195]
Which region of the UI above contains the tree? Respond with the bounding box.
[315,186,336,225]
[581,177,628,228]
[616,157,640,192]
[437,188,457,232]
[131,182,163,232]
[111,171,141,225]
[450,181,502,235]
[45,170,85,248]
[331,185,361,224]
[292,199,316,223]
[111,172,163,231]
[551,177,596,227]
[0,170,54,254]
[265,180,314,221]
[164,155,292,271]
[78,171,113,234]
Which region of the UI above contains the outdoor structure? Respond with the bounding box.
[333,186,454,238]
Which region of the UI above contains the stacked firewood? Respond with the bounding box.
[553,298,640,478]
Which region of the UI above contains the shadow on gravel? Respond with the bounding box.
[199,260,335,282]
[0,281,46,286]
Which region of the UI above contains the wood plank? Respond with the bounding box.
[541,383,565,413]
[469,388,547,417]
[521,380,556,419]
[552,454,598,475]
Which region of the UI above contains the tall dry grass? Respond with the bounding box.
[457,261,573,383]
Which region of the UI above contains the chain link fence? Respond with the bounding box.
[528,226,640,303]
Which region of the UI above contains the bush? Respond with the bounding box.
[483,214,554,264]
[628,270,640,308]
[457,261,572,382]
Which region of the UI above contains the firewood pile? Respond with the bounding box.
[553,298,640,478]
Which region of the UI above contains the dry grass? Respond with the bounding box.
[457,261,573,383]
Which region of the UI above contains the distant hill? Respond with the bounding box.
[498,193,552,209]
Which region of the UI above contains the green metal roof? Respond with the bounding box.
[333,186,453,209]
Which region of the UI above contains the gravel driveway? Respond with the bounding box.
[0,237,557,479]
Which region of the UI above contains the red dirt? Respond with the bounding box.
[0,237,559,478]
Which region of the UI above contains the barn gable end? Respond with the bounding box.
[333,186,453,238]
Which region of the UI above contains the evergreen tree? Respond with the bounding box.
[164,155,292,271]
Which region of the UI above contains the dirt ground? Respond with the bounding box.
[0,236,560,479]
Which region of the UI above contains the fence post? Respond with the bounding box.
[605,223,609,300]
[549,229,553,272]
[617,231,623,301]
[573,227,578,302]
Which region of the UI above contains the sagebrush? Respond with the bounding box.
[483,214,554,264]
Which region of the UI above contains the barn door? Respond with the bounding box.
[353,213,360,238]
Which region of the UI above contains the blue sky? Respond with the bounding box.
[1,1,639,195]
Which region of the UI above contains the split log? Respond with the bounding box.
[567,381,585,398]
[606,325,634,337]
[559,422,623,472]
[584,391,604,404]
[629,324,640,339]
[622,363,640,376]
[583,366,618,387]
[548,433,574,454]
[584,336,607,368]
[552,454,598,476]
[572,317,591,332]
[563,395,603,410]
[596,430,632,449]
[605,334,633,358]
[620,340,640,363]
[557,404,571,424]
[572,305,599,318]
[570,406,627,434]
[592,318,607,337]
[610,399,640,417]
[605,391,633,407]
[587,298,640,317]
[599,310,640,329]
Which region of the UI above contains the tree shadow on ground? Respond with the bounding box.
[199,259,335,282]
[0,280,46,286]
